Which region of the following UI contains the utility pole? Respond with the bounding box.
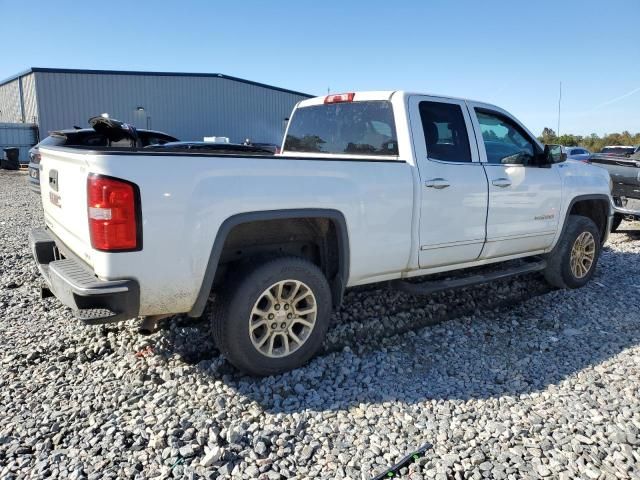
[557,81,562,137]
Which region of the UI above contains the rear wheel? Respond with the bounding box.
[211,256,332,376]
[544,215,601,289]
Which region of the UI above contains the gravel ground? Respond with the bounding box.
[1,169,640,480]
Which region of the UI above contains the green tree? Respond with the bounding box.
[538,129,640,153]
[556,134,580,146]
[539,127,557,144]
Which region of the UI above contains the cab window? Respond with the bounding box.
[475,110,536,165]
[284,101,399,156]
[419,101,472,162]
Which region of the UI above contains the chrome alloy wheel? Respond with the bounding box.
[570,231,596,278]
[249,280,317,358]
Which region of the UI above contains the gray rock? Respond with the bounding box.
[200,446,223,467]
[179,444,198,458]
[255,441,268,456]
[470,452,486,465]
[226,425,246,445]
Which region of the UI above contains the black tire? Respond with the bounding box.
[611,214,623,232]
[544,215,601,289]
[211,256,332,376]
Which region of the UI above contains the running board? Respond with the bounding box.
[389,259,547,296]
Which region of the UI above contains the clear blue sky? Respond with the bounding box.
[1,0,638,136]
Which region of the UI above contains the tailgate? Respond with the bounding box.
[39,147,94,266]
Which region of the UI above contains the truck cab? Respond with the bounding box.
[282,92,611,271]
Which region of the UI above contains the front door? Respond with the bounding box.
[409,96,489,268]
[468,105,562,258]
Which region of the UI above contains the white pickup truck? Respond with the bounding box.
[31,91,612,375]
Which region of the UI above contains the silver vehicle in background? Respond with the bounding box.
[563,146,592,163]
[600,145,640,157]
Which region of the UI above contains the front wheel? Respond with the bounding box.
[211,256,332,376]
[544,215,601,289]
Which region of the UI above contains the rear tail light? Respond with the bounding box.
[324,92,355,104]
[87,174,141,251]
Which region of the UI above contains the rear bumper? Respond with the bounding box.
[29,227,139,324]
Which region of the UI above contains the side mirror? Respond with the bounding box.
[544,144,566,164]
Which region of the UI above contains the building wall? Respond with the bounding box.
[0,73,38,127]
[21,73,39,126]
[34,71,308,144]
[0,79,22,123]
[0,123,38,163]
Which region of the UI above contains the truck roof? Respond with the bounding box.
[296,90,501,110]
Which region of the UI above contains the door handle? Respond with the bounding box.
[425,178,450,189]
[492,178,511,188]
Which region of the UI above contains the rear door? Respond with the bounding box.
[409,96,488,268]
[468,105,562,258]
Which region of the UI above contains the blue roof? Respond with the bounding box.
[0,67,312,98]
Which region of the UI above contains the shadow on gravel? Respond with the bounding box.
[157,248,640,414]
[618,229,640,240]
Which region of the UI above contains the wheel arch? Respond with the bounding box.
[559,194,612,247]
[188,209,350,318]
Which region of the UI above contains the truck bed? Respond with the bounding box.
[589,154,640,198]
[36,145,415,316]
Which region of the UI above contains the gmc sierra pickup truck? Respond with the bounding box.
[31,91,612,375]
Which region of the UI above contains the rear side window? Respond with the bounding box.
[284,101,398,156]
[419,101,471,162]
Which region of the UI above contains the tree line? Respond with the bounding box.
[538,128,640,152]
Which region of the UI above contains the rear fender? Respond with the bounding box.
[188,209,350,317]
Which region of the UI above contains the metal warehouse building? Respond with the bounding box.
[0,67,312,145]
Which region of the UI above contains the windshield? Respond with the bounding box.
[284,101,399,156]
